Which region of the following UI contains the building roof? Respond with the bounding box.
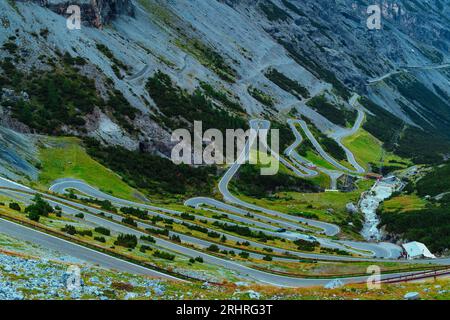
[365,173,383,179]
[402,241,436,259]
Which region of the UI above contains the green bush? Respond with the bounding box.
[140,245,152,253]
[120,207,148,220]
[294,239,320,252]
[361,96,450,164]
[9,202,21,212]
[115,234,138,249]
[94,236,106,243]
[78,230,93,237]
[145,227,169,237]
[140,235,156,243]
[248,86,275,108]
[153,250,175,261]
[263,255,273,261]
[239,251,250,259]
[94,227,111,236]
[416,162,450,197]
[122,217,138,227]
[207,244,220,253]
[199,82,244,113]
[62,225,77,235]
[25,195,54,218]
[180,212,196,221]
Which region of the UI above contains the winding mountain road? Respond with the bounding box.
[1,99,448,287]
[0,216,180,280]
[367,63,450,85]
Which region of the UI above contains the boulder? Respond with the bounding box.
[404,292,420,300]
[346,202,359,214]
[324,279,344,289]
[246,290,261,299]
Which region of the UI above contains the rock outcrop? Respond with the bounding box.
[21,0,134,27]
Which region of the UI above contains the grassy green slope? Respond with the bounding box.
[36,137,140,201]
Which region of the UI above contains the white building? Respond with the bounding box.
[402,241,436,260]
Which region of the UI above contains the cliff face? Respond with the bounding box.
[1,0,450,180]
[24,0,134,27]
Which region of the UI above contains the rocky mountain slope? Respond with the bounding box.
[0,0,449,180]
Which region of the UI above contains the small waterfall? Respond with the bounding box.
[360,176,401,241]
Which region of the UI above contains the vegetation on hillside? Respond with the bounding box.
[259,0,292,21]
[361,97,450,164]
[25,194,54,222]
[388,74,450,133]
[84,138,217,197]
[146,71,247,132]
[265,68,310,99]
[277,40,351,99]
[0,55,136,135]
[342,127,410,172]
[281,0,306,16]
[96,43,130,79]
[307,95,356,127]
[176,39,236,83]
[232,163,321,198]
[381,164,450,254]
[248,86,275,108]
[415,162,450,197]
[304,119,347,161]
[199,82,244,113]
[381,206,450,254]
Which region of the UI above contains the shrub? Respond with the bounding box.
[180,212,195,221]
[94,236,106,243]
[207,231,221,239]
[207,244,220,253]
[115,234,138,249]
[140,235,156,243]
[263,255,273,261]
[153,250,175,261]
[140,245,152,253]
[94,227,111,236]
[62,225,77,235]
[28,210,40,222]
[120,207,148,220]
[122,217,138,227]
[239,251,250,259]
[248,86,275,108]
[78,230,93,237]
[9,202,21,212]
[25,195,54,218]
[307,95,356,127]
[146,71,245,133]
[381,206,450,254]
[145,227,169,237]
[294,239,319,252]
